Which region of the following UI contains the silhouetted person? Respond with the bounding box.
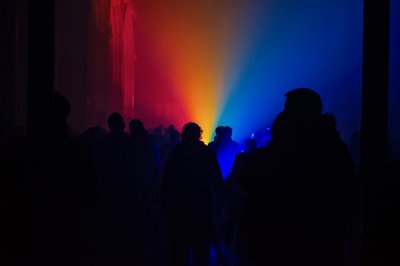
[128,118,163,264]
[166,124,181,149]
[129,119,146,137]
[80,125,108,166]
[232,139,257,176]
[166,124,180,144]
[161,122,224,266]
[152,125,166,147]
[208,126,241,179]
[100,112,144,266]
[210,126,241,179]
[220,126,241,176]
[160,124,181,173]
[239,88,356,266]
[223,139,257,251]
[103,113,130,200]
[79,125,108,264]
[107,112,125,135]
[208,126,225,153]
[129,119,161,186]
[3,91,93,266]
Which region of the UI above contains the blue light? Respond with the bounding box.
[217,0,363,144]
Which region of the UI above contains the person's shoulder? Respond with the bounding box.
[242,146,268,161]
[171,141,183,150]
[201,141,218,154]
[208,140,216,148]
[235,151,246,159]
[252,146,269,154]
[318,114,339,135]
[200,141,212,151]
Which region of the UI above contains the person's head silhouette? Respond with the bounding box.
[167,124,176,134]
[181,122,202,142]
[215,126,225,137]
[169,128,180,143]
[224,126,233,140]
[283,88,322,120]
[107,112,125,134]
[129,119,144,134]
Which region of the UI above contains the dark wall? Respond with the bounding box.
[55,0,91,133]
[0,1,17,134]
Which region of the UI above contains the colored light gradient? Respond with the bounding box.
[136,0,232,141]
[135,0,364,144]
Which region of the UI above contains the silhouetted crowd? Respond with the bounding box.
[1,88,364,266]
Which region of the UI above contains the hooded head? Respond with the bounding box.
[283,88,323,120]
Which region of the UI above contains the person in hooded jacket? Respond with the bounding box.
[161,122,224,266]
[239,88,357,266]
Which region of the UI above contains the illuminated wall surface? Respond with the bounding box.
[55,0,137,131]
[55,0,367,143]
[135,0,364,143]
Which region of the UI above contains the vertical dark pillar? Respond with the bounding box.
[360,0,390,173]
[27,0,55,136]
[360,0,390,265]
[0,1,17,133]
[15,0,29,132]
